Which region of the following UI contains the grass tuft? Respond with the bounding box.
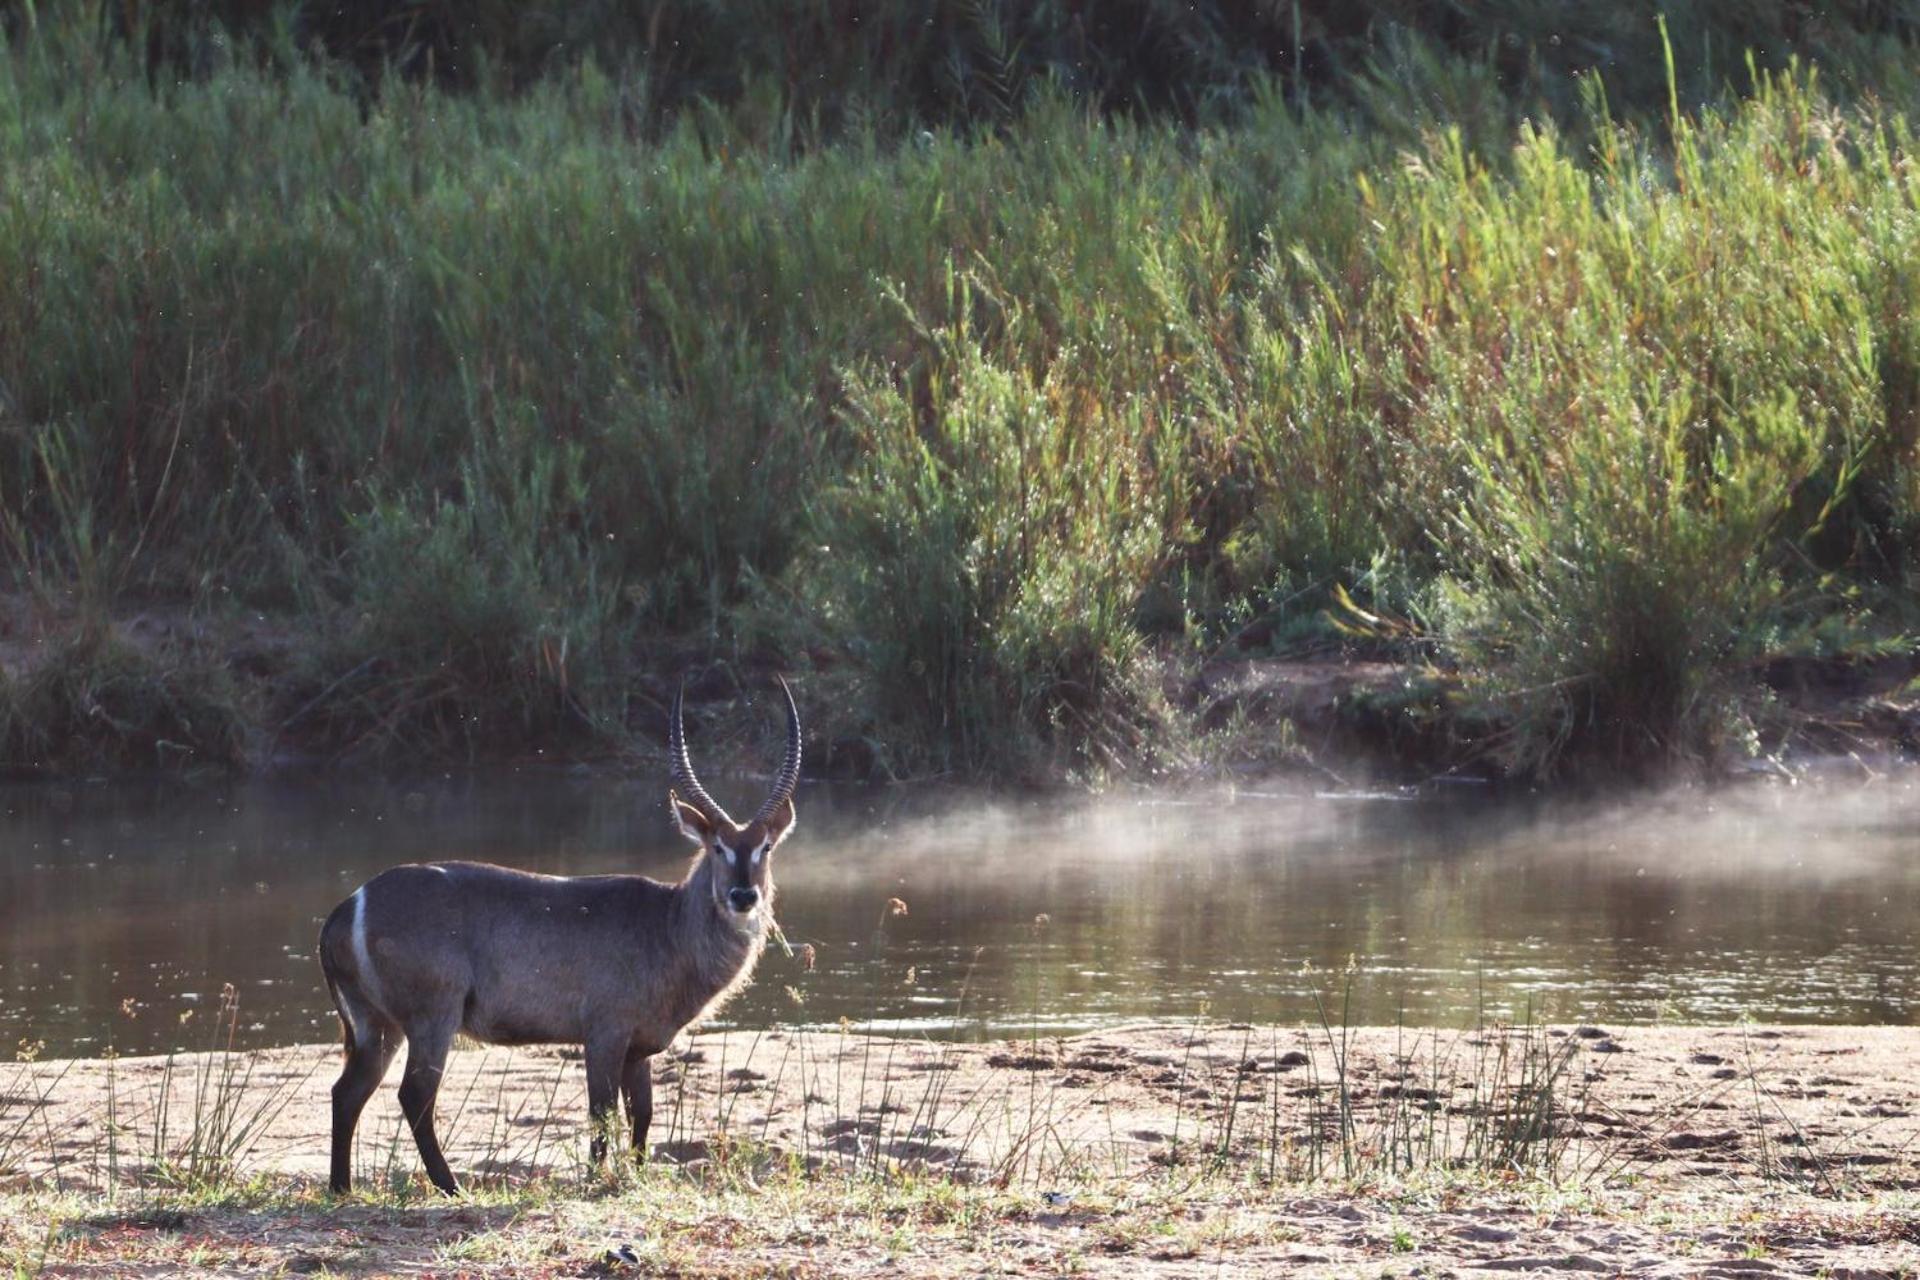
[0,628,248,775]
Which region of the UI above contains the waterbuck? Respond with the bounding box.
[317,679,801,1195]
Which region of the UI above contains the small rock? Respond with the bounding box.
[1478,1256,1612,1273]
[1451,1223,1517,1243]
[1665,1129,1739,1150]
[987,1053,1055,1071]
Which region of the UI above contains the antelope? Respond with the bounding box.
[317,679,801,1195]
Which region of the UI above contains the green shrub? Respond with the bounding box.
[807,279,1176,777]
[1358,100,1878,774]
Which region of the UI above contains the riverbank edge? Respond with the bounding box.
[2,598,1917,789]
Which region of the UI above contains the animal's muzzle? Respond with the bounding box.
[727,886,760,913]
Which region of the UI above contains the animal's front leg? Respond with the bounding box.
[621,1045,654,1161]
[584,1034,628,1166]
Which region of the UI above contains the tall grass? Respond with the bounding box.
[2,12,1917,777]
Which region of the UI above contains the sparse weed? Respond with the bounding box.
[146,987,315,1191]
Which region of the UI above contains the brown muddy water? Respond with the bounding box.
[1,776,1916,1057]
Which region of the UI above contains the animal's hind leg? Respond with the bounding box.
[397,1014,461,1195]
[330,1024,399,1194]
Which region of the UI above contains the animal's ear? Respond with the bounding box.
[669,790,713,844]
[760,796,797,849]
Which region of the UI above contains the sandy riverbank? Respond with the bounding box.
[3,1023,1918,1276]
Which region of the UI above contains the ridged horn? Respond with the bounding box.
[754,675,803,823]
[669,682,733,828]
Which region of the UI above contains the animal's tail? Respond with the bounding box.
[317,897,361,1057]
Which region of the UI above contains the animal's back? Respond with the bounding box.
[320,861,679,1047]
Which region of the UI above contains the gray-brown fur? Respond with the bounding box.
[318,681,799,1196]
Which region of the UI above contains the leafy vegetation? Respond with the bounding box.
[1,8,1917,779]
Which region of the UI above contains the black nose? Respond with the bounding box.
[727,886,759,913]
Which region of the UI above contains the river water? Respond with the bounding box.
[1,776,1916,1056]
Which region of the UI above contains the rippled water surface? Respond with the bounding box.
[2,776,1917,1056]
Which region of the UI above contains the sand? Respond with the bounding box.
[3,1022,1918,1276]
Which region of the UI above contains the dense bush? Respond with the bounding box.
[9,1,1919,134]
[2,11,1918,777]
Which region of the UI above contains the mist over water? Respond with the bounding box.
[1,775,1917,1057]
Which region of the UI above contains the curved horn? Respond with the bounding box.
[669,682,733,827]
[754,676,803,822]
